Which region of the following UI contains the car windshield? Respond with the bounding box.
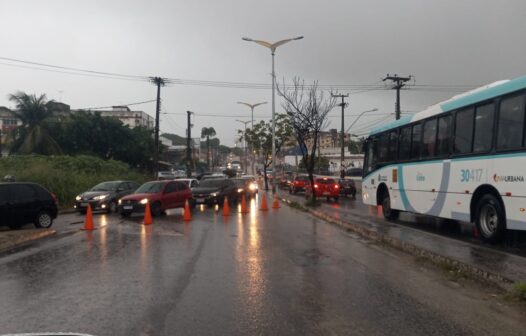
[135,182,164,193]
[231,179,246,187]
[91,181,119,191]
[199,179,225,188]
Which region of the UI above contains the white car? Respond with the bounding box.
[176,178,200,189]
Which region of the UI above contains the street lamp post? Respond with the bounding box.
[242,36,303,194]
[237,101,267,174]
[345,108,379,134]
[236,119,251,174]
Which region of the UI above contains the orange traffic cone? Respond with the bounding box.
[143,201,153,225]
[377,205,383,217]
[183,199,192,221]
[272,194,280,209]
[260,193,269,211]
[82,204,96,230]
[240,194,248,214]
[223,196,231,216]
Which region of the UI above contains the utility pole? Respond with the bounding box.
[186,111,193,178]
[149,77,166,179]
[331,93,349,170]
[383,74,412,120]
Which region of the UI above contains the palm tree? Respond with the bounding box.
[201,127,216,170]
[8,92,62,154]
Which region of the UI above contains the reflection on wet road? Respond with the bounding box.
[0,198,524,335]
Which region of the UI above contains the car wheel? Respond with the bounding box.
[80,209,87,215]
[108,201,118,213]
[151,202,163,217]
[475,194,506,244]
[326,196,331,202]
[34,211,53,228]
[190,199,197,209]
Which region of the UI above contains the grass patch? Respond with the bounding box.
[288,200,304,210]
[305,197,322,207]
[0,155,149,209]
[415,255,477,282]
[506,281,526,302]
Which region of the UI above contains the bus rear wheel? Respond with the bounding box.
[381,191,399,221]
[475,194,506,244]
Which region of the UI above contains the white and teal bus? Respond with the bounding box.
[362,75,526,243]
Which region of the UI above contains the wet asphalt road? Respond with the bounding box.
[0,197,525,335]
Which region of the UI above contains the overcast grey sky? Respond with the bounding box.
[1,0,525,145]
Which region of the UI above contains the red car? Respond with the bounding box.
[118,180,192,217]
[289,175,309,194]
[305,177,340,202]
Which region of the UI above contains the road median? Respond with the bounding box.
[282,195,526,291]
[0,228,56,253]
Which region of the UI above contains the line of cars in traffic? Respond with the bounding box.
[74,173,259,218]
[278,173,357,202]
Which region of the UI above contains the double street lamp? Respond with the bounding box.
[242,35,303,193]
[236,119,251,174]
[237,101,267,175]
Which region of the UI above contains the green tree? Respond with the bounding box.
[201,127,216,169]
[7,92,62,154]
[240,114,292,191]
[51,111,154,172]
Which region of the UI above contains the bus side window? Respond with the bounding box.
[473,103,494,153]
[410,123,422,159]
[454,108,474,154]
[378,133,389,163]
[388,130,398,161]
[436,115,452,156]
[399,126,411,160]
[497,94,525,150]
[422,118,437,158]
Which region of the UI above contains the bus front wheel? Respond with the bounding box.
[475,194,506,244]
[381,191,399,221]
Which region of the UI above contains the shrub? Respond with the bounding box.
[0,155,149,208]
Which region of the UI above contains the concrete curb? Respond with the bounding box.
[0,229,57,254]
[281,197,514,289]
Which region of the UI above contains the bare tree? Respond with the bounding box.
[278,78,337,203]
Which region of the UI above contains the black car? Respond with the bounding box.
[74,180,140,213]
[191,178,239,206]
[231,178,258,198]
[0,182,58,229]
[338,178,357,198]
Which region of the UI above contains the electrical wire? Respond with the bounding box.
[77,99,157,110]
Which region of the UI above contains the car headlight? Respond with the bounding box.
[118,199,122,205]
[139,198,148,205]
[249,183,257,191]
[210,192,218,197]
[93,194,109,201]
[237,188,243,193]
[75,195,82,201]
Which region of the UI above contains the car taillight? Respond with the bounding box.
[334,184,339,188]
[51,192,58,204]
[314,184,319,189]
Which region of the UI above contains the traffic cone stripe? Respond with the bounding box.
[223,196,231,216]
[240,194,248,214]
[143,201,153,225]
[272,195,280,209]
[260,193,269,211]
[183,199,192,221]
[82,203,96,230]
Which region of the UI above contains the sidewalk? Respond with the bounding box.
[281,194,526,286]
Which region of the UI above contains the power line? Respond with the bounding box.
[0,55,483,92]
[77,99,157,110]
